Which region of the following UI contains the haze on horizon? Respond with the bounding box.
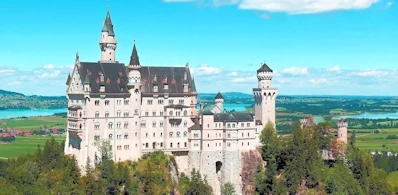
[0,0,397,96]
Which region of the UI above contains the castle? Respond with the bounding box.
[64,9,277,194]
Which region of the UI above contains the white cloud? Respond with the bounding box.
[165,0,380,14]
[386,1,394,7]
[309,78,328,84]
[43,64,55,69]
[327,66,340,72]
[232,76,257,83]
[0,69,16,74]
[282,67,309,75]
[357,70,388,77]
[228,72,238,76]
[38,70,61,79]
[196,64,221,75]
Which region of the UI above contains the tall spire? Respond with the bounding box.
[129,38,140,66]
[102,8,115,36]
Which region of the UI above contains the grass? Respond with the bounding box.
[0,135,65,159]
[387,171,398,189]
[0,116,66,130]
[355,128,398,152]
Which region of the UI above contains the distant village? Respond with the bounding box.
[0,128,65,142]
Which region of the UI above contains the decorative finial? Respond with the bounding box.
[75,51,79,61]
[107,0,110,11]
[134,36,136,45]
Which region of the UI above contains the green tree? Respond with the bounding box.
[221,182,236,195]
[350,130,356,146]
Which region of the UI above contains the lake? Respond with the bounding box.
[196,104,250,112]
[333,112,398,120]
[0,108,68,120]
[0,104,251,120]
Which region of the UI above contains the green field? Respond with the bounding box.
[0,136,65,159]
[0,116,66,130]
[355,128,398,152]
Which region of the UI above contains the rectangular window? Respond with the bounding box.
[169,100,174,105]
[160,111,163,116]
[158,99,163,105]
[124,100,129,105]
[147,100,153,105]
[247,123,250,127]
[241,123,244,127]
[153,112,156,116]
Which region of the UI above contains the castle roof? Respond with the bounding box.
[257,62,273,73]
[339,118,347,123]
[102,10,115,36]
[215,92,224,99]
[129,41,140,66]
[77,62,129,94]
[140,66,195,94]
[213,113,254,122]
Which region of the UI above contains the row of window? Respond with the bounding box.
[94,99,129,106]
[143,110,189,117]
[146,99,185,105]
[95,111,130,118]
[141,120,188,128]
[142,131,188,138]
[207,122,252,128]
[205,142,251,148]
[144,142,188,149]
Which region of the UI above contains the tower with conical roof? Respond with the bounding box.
[99,8,117,62]
[214,92,224,111]
[253,62,278,130]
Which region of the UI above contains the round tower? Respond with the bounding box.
[337,118,348,144]
[257,62,273,89]
[99,9,117,62]
[253,62,278,130]
[214,92,224,111]
[127,39,142,160]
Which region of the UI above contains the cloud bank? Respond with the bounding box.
[163,0,380,14]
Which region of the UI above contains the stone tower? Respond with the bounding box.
[99,9,117,62]
[214,92,224,111]
[253,62,278,127]
[337,118,348,144]
[127,39,142,159]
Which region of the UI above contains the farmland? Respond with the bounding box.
[0,135,65,159]
[0,116,66,130]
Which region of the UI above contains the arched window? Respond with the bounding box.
[117,110,122,117]
[169,132,173,137]
[169,111,173,116]
[170,143,173,148]
[94,122,100,130]
[145,143,148,148]
[177,142,180,148]
[184,142,187,147]
[117,122,121,129]
[124,133,128,139]
[79,124,82,129]
[105,111,109,118]
[109,134,113,139]
[160,142,163,147]
[124,111,129,117]
[124,122,129,129]
[160,121,164,127]
[184,121,187,127]
[134,109,138,114]
[177,131,181,137]
[183,110,188,116]
[108,122,113,129]
[153,121,156,128]
[95,111,100,118]
[184,131,188,137]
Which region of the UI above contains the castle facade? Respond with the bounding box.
[64,9,277,194]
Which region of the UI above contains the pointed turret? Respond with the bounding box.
[257,62,273,73]
[102,10,115,36]
[215,92,224,100]
[99,8,117,62]
[129,39,140,66]
[66,74,71,85]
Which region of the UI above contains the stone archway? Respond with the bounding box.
[216,161,222,174]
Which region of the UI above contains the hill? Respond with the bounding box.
[0,89,67,110]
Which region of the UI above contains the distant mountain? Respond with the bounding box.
[0,89,67,110]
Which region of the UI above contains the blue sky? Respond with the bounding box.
[0,0,397,96]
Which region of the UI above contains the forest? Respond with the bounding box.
[1,122,397,194]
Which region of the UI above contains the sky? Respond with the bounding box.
[0,0,397,96]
